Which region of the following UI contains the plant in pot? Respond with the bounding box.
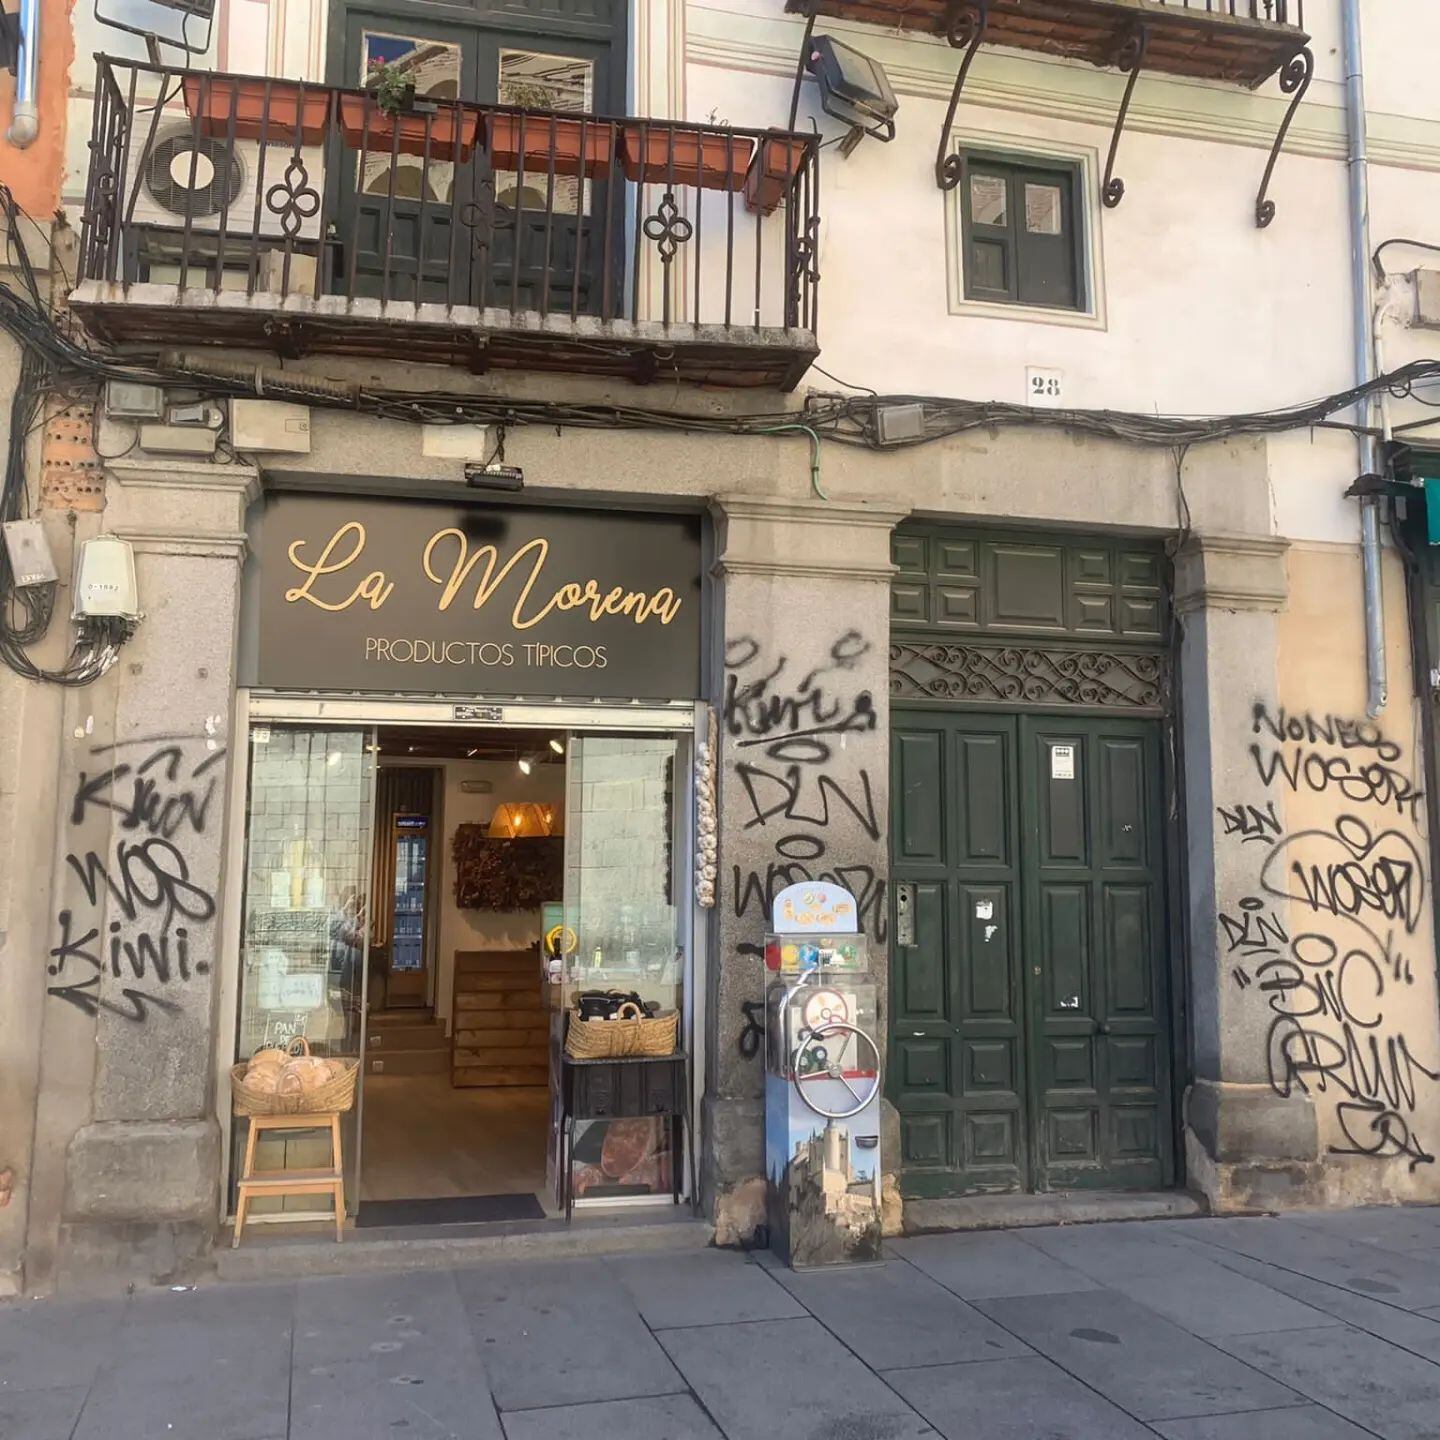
[489,77,615,182]
[339,58,479,163]
[619,123,754,193]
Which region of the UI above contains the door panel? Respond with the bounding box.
[891,714,1026,1197]
[891,708,1173,1198]
[1021,715,1171,1192]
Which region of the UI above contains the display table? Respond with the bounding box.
[232,1111,345,1246]
[559,1052,688,1222]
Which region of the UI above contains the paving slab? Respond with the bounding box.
[1212,1324,1440,1440]
[0,1385,89,1440]
[890,1230,1101,1300]
[1288,1206,1440,1255]
[291,1269,503,1440]
[976,1287,1303,1421]
[1172,1216,1440,1311]
[887,1355,1156,1439]
[1019,1224,1336,1335]
[1153,1404,1379,1440]
[0,1295,129,1392]
[501,1394,724,1440]
[774,1257,1032,1370]
[456,1259,684,1412]
[658,1317,935,1440]
[1171,1243,1440,1363]
[607,1249,805,1329]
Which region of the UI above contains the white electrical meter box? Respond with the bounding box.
[2,518,59,587]
[73,536,140,620]
[230,400,312,453]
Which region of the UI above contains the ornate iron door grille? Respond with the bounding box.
[889,526,1171,716]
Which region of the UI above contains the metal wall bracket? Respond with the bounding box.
[1102,22,1149,208]
[787,0,819,133]
[1255,45,1315,228]
[935,0,990,191]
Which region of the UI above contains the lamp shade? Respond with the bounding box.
[487,801,562,839]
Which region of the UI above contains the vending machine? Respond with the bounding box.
[764,881,882,1268]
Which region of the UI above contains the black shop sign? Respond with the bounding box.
[247,492,702,700]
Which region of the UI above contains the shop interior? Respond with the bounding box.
[234,720,686,1229]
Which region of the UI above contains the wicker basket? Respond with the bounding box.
[231,1036,360,1116]
[565,1002,679,1059]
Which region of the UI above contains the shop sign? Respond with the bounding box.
[247,492,703,700]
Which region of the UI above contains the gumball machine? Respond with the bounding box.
[763,881,882,1268]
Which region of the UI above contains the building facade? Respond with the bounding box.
[4,0,1440,1293]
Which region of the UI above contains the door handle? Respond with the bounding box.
[1094,1021,1111,1036]
[895,883,917,947]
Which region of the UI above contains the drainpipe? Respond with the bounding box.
[1343,0,1386,716]
[5,0,40,147]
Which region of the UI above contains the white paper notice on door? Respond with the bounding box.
[1050,743,1076,780]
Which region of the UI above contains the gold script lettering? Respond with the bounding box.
[285,523,394,611]
[420,528,682,628]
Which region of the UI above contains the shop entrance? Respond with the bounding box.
[230,711,692,1229]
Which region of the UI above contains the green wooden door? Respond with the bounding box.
[890,709,1173,1196]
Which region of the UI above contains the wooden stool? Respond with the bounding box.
[233,1111,345,1247]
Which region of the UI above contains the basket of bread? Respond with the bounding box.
[230,1037,359,1116]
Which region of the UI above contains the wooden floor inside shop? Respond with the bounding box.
[359,1073,551,1204]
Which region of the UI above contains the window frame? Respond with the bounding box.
[958,150,1086,312]
[944,133,1106,332]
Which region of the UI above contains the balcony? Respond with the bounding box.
[71,59,822,390]
[785,0,1307,86]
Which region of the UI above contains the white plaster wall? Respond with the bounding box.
[434,758,565,1029]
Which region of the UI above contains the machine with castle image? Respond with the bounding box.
[763,882,882,1268]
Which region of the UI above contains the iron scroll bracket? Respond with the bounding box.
[787,0,820,133]
[1255,45,1315,228]
[935,1,990,191]
[1101,22,1149,208]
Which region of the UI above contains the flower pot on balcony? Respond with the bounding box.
[338,96,480,163]
[744,133,809,215]
[487,113,617,180]
[618,125,754,192]
[182,76,333,145]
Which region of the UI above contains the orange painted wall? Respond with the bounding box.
[0,0,76,217]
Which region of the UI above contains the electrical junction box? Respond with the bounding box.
[104,381,165,421]
[1414,269,1440,330]
[139,424,219,456]
[874,403,925,446]
[230,399,312,453]
[73,536,140,620]
[2,518,60,587]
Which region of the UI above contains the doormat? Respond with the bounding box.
[356,1194,546,1227]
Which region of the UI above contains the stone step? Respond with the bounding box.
[216,1213,711,1283]
[364,1047,450,1077]
[901,1190,1204,1236]
[366,1023,449,1051]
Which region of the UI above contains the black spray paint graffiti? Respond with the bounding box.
[726,632,885,1055]
[1218,703,1436,1168]
[47,739,223,1022]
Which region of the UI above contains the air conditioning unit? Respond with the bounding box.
[119,115,324,292]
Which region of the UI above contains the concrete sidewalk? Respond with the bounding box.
[6,1208,1440,1439]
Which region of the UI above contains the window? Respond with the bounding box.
[960,154,1083,312]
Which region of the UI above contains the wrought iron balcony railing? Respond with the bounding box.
[73,58,823,389]
[786,0,1312,223]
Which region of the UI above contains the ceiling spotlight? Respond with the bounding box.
[518,756,533,775]
[548,737,565,754]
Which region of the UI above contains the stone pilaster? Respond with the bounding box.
[53,459,259,1285]
[705,494,907,1242]
[1173,531,1320,1210]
